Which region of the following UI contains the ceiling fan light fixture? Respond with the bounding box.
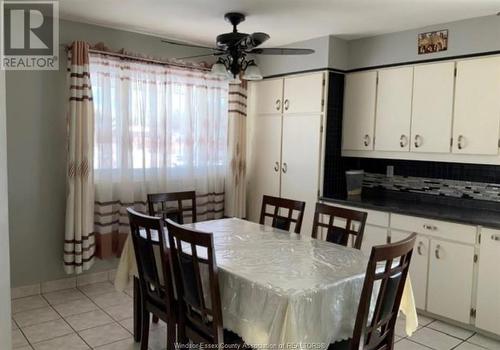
[242,60,263,81]
[210,58,230,79]
[169,13,312,83]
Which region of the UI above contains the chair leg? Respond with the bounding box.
[166,319,176,350]
[152,315,159,323]
[177,318,187,344]
[133,277,142,342]
[140,308,150,350]
[388,333,395,350]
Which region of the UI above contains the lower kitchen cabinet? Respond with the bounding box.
[475,228,500,335]
[361,224,389,256]
[391,230,429,310]
[319,203,390,255]
[427,239,475,324]
[316,203,500,333]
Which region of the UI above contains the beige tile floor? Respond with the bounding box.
[10,281,500,350]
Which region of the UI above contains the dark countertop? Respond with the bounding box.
[321,190,500,229]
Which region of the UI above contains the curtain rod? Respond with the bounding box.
[62,44,211,71]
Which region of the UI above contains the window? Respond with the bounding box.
[89,54,229,182]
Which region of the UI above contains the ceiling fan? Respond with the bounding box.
[162,12,315,81]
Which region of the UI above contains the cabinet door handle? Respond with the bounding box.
[491,234,500,241]
[284,99,290,111]
[273,161,280,172]
[400,134,408,148]
[282,162,288,173]
[417,241,425,256]
[435,244,441,259]
[458,135,465,150]
[275,99,281,111]
[363,134,371,147]
[414,134,423,148]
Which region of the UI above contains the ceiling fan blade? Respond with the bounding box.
[175,52,225,60]
[161,39,224,52]
[238,32,270,50]
[247,48,315,55]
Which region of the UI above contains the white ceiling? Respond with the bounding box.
[59,0,500,46]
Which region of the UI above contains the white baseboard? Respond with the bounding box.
[41,277,76,294]
[10,284,40,300]
[11,269,117,299]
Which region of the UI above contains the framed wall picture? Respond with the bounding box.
[418,30,448,54]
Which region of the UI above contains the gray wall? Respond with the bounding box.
[0,68,12,349]
[256,36,331,77]
[329,36,350,71]
[347,14,500,69]
[257,14,500,77]
[6,19,211,287]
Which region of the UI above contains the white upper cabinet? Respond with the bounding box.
[411,62,455,153]
[254,78,284,115]
[283,73,324,114]
[452,57,500,155]
[342,56,500,161]
[374,66,414,152]
[342,71,377,151]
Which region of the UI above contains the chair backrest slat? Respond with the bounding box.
[166,219,224,344]
[148,191,197,224]
[259,195,306,234]
[350,232,417,350]
[312,203,368,249]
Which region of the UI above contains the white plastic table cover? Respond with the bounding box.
[115,218,418,347]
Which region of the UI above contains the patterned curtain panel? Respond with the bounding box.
[89,53,229,256]
[64,41,96,273]
[225,82,247,218]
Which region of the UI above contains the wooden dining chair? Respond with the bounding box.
[147,191,196,325]
[127,208,177,350]
[165,219,243,348]
[312,203,368,249]
[259,195,306,234]
[148,191,197,224]
[331,232,417,350]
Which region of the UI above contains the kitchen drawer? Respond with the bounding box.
[391,214,476,244]
[325,203,389,227]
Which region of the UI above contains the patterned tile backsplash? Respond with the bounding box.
[363,172,500,202]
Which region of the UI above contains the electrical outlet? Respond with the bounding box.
[386,165,394,177]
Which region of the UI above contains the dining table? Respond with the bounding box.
[114,217,418,347]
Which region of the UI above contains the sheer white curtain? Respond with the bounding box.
[89,54,228,254]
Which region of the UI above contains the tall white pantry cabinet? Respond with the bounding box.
[246,72,327,234]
